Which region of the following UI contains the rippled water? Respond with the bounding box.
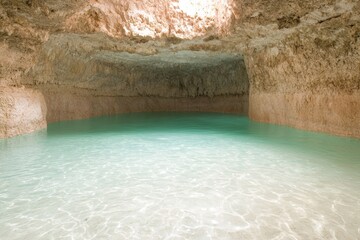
[1,113,360,240]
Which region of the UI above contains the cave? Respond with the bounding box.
[0,0,360,239]
[1,0,359,138]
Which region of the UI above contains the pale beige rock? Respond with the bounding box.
[245,9,360,138]
[0,0,359,138]
[30,34,249,98]
[0,87,47,138]
[65,0,236,39]
[0,41,37,87]
[29,37,249,122]
[41,89,248,123]
[250,92,360,138]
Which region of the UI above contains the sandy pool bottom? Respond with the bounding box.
[0,113,359,239]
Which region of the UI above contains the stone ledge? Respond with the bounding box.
[30,34,249,98]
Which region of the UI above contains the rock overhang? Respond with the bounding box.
[89,50,248,97]
[30,35,249,98]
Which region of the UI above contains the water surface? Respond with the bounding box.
[1,113,360,239]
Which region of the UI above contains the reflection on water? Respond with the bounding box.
[1,113,359,239]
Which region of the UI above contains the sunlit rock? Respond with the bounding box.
[65,0,236,39]
[0,87,47,138]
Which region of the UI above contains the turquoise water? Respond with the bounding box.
[0,113,359,240]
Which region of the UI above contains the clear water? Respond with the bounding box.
[1,113,360,240]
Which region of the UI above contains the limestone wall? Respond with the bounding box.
[27,34,249,122]
[0,0,359,138]
[30,34,249,97]
[65,0,236,39]
[42,90,247,123]
[245,6,360,138]
[0,87,47,138]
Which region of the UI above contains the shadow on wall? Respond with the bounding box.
[30,46,250,123]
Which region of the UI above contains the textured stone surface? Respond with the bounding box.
[31,34,249,98]
[250,93,360,138]
[245,3,360,138]
[0,87,47,138]
[65,0,235,39]
[1,0,360,138]
[42,89,248,123]
[29,36,249,121]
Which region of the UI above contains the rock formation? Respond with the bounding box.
[0,87,46,138]
[65,0,235,39]
[28,34,249,122]
[0,0,359,138]
[243,0,360,138]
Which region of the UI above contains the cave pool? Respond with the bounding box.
[1,112,359,239]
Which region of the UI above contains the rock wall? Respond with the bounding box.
[42,90,247,123]
[30,34,248,97]
[27,34,249,122]
[0,0,359,138]
[65,0,236,39]
[245,0,360,138]
[0,87,47,138]
[235,0,336,25]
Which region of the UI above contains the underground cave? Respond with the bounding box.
[0,0,360,239]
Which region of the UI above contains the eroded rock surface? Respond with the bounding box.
[244,0,360,138]
[31,34,248,98]
[27,34,249,122]
[65,0,235,39]
[0,0,359,138]
[0,87,47,138]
